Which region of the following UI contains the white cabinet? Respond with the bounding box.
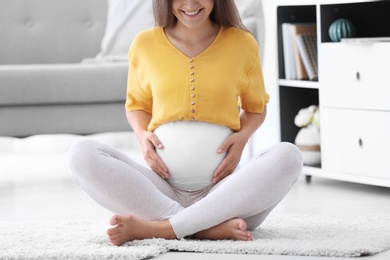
[277,0,390,187]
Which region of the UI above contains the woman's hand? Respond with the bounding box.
[126,110,170,179]
[212,132,247,183]
[212,107,267,183]
[138,130,170,179]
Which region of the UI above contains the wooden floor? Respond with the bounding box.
[1,173,390,259]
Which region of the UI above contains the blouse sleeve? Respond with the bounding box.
[239,47,270,114]
[125,54,153,114]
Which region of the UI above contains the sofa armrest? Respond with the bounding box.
[0,62,130,137]
[0,62,128,106]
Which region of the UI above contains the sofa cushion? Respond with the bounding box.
[235,0,265,62]
[96,0,154,58]
[0,0,107,65]
[235,0,262,38]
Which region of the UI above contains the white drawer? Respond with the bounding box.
[319,42,390,111]
[321,108,390,179]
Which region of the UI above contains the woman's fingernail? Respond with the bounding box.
[157,144,163,149]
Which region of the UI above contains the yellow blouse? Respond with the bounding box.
[125,26,269,132]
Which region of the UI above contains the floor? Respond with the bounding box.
[1,171,390,259]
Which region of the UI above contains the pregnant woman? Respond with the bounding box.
[68,0,302,246]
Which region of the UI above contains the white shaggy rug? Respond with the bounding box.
[2,213,390,259]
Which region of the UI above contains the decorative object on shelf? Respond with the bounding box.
[328,18,356,42]
[294,105,321,166]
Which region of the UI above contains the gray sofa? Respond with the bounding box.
[0,0,129,137]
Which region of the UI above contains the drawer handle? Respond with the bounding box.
[356,72,360,81]
[358,138,363,148]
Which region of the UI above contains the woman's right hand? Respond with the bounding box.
[138,130,170,179]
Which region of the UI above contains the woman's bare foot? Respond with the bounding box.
[194,218,252,241]
[106,214,176,246]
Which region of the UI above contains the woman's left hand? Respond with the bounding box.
[212,107,267,183]
[212,132,248,183]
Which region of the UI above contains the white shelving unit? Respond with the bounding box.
[276,0,390,187]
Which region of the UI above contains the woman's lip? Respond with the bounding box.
[183,9,202,16]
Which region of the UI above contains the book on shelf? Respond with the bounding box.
[282,23,317,80]
[296,33,318,81]
[282,23,296,79]
[282,23,296,80]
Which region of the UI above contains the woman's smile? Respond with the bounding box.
[182,8,203,17]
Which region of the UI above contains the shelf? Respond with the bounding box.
[279,87,319,142]
[320,1,390,43]
[277,5,316,80]
[279,79,319,89]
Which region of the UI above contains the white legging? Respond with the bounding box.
[68,139,302,239]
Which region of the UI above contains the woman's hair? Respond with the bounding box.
[152,0,248,31]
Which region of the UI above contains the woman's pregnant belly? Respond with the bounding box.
[154,120,233,191]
